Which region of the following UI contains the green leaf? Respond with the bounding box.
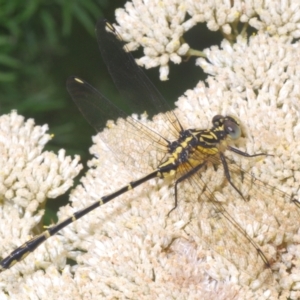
[0,54,20,68]
[61,0,72,36]
[72,4,97,35]
[0,71,17,82]
[40,10,58,45]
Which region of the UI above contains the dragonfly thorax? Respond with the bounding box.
[158,115,242,178]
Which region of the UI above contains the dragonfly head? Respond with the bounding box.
[212,115,241,140]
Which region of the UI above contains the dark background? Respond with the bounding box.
[0,0,222,223]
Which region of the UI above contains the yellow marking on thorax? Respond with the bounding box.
[200,131,218,141]
[159,157,176,169]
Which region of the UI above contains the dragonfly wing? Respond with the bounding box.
[67,76,170,174]
[96,19,183,134]
[173,160,272,282]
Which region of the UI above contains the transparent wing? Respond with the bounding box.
[226,157,300,245]
[66,77,171,174]
[173,158,269,281]
[96,19,183,137]
[173,151,299,282]
[66,76,127,131]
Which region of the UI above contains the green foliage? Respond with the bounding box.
[0,0,114,152]
[0,0,106,82]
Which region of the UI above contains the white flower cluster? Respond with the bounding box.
[56,28,300,297]
[0,111,82,277]
[115,0,300,80]
[1,0,300,299]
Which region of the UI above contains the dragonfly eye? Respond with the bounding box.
[212,115,224,127]
[224,118,241,140]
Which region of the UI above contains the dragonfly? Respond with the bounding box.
[0,19,299,281]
